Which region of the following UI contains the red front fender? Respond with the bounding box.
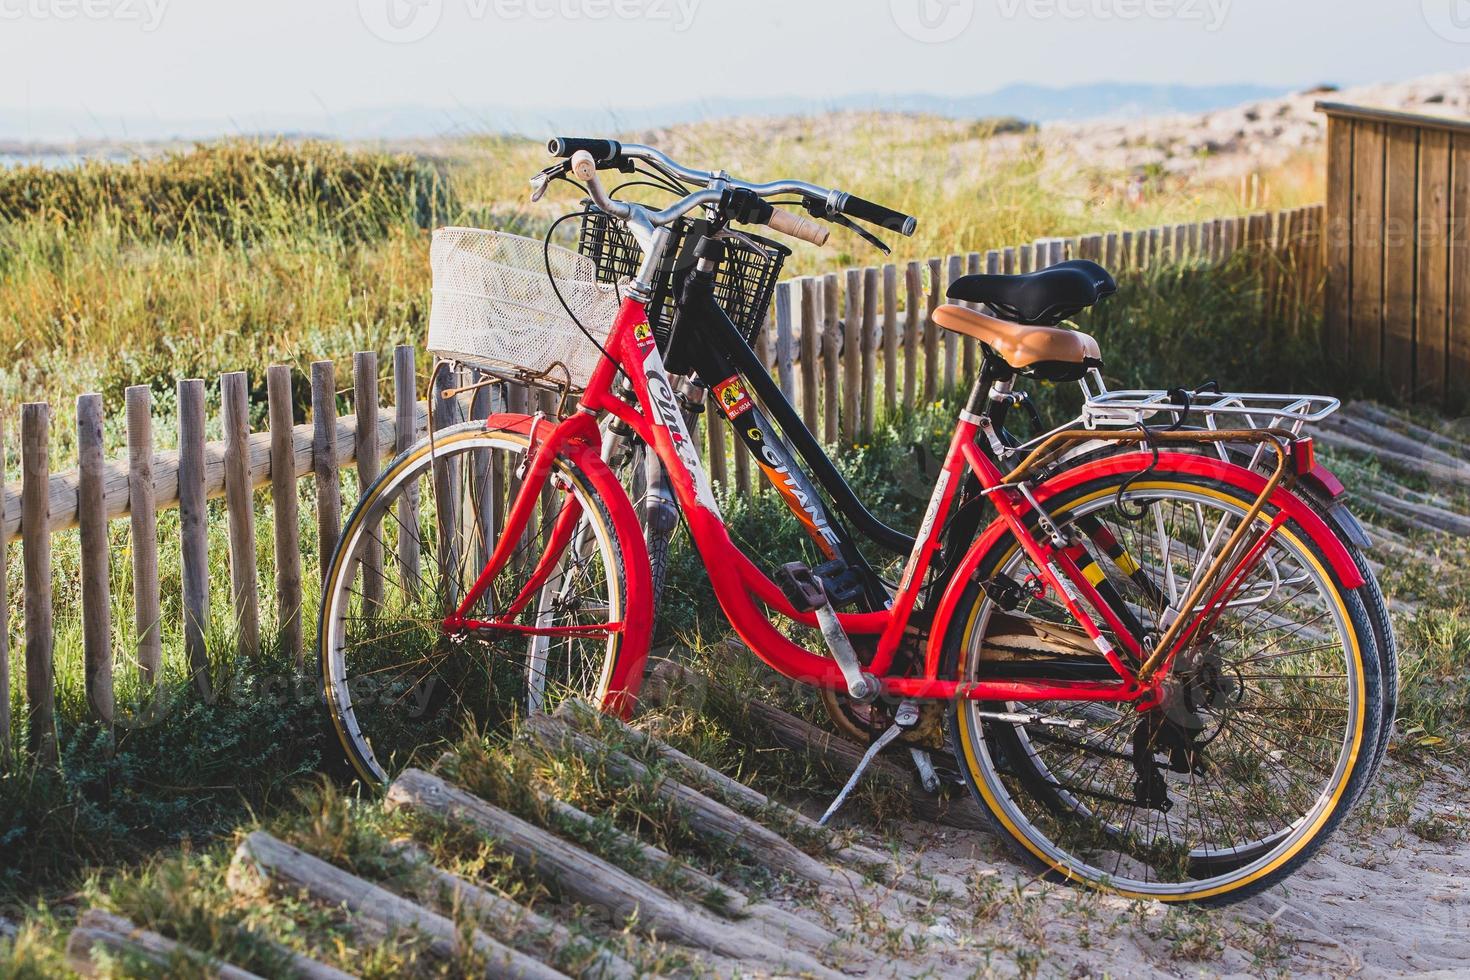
[925,451,1365,678]
[482,412,654,717]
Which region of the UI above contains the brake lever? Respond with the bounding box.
[827,211,891,255]
[529,161,568,202]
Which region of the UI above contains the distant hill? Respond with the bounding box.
[1,82,1286,148]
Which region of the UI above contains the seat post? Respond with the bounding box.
[964,350,1015,425]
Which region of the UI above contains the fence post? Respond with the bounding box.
[177,380,210,691]
[77,393,113,728]
[882,264,898,419]
[842,268,862,446]
[21,403,55,765]
[354,352,385,609]
[392,346,421,594]
[861,267,878,439]
[266,365,303,669]
[312,361,342,588]
[221,371,260,659]
[799,278,821,430]
[944,256,962,392]
[962,252,981,378]
[924,258,941,402]
[125,386,161,686]
[903,262,921,411]
[775,282,796,398]
[822,272,841,444]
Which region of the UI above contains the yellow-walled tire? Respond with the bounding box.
[943,469,1382,905]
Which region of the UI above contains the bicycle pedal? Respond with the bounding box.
[775,562,828,613]
[812,559,865,607]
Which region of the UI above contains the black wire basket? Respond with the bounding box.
[577,207,790,364]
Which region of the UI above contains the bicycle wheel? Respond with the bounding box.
[320,420,633,786]
[944,468,1382,904]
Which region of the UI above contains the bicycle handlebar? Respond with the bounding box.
[551,136,916,240]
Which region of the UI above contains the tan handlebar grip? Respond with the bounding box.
[767,207,829,246]
[569,149,598,183]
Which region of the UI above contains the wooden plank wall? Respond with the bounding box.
[1320,101,1470,408]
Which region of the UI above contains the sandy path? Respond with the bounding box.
[765,760,1469,978]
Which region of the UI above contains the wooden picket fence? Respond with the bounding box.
[0,203,1323,766]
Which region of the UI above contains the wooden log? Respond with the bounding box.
[229,831,564,980]
[528,790,838,950]
[1345,402,1470,461]
[736,695,989,833]
[354,351,385,609]
[799,278,821,430]
[822,272,841,444]
[924,258,941,402]
[77,394,113,726]
[555,693,901,881]
[393,346,422,593]
[525,712,860,893]
[312,362,343,588]
[221,371,260,658]
[177,379,210,689]
[861,266,878,439]
[1313,427,1470,487]
[66,910,265,980]
[1324,415,1470,473]
[21,403,55,765]
[522,788,749,915]
[125,386,161,685]
[902,261,921,411]
[882,263,898,419]
[266,366,303,668]
[386,769,839,978]
[388,842,636,980]
[1354,486,1470,535]
[842,268,862,446]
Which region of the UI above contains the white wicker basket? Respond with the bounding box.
[427,227,622,389]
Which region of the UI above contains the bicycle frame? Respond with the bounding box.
[446,294,1364,709]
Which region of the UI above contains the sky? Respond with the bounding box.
[1,0,1467,137]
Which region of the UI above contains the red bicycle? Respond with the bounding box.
[320,140,1390,904]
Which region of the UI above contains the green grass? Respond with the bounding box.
[0,131,1462,969]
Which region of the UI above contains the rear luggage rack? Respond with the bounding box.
[1080,372,1339,437]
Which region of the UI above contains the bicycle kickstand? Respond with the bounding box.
[819,700,921,826]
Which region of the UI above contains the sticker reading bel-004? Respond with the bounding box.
[712,375,754,420]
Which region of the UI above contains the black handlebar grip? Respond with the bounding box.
[546,137,622,162]
[839,193,917,237]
